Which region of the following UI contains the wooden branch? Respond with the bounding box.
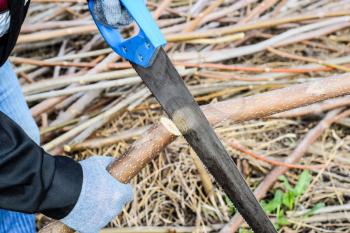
[200,74,350,124]
[39,121,178,233]
[64,93,350,151]
[267,47,350,72]
[227,140,323,170]
[190,148,215,196]
[238,0,279,24]
[271,95,350,118]
[24,69,136,94]
[17,25,97,44]
[31,0,84,2]
[184,0,224,32]
[10,57,95,69]
[153,0,173,20]
[64,126,150,152]
[40,74,350,233]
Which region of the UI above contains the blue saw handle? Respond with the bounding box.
[88,0,167,68]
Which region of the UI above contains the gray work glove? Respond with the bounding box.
[92,0,133,28]
[61,156,133,233]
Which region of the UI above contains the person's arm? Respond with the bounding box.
[0,111,82,219]
[0,111,133,232]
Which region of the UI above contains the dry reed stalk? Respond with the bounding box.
[184,33,245,45]
[67,88,151,145]
[17,25,97,44]
[11,57,95,68]
[99,224,224,233]
[227,140,323,170]
[153,0,173,19]
[64,126,150,152]
[31,0,84,3]
[21,20,91,33]
[177,62,348,74]
[101,224,222,233]
[238,0,279,24]
[183,0,225,32]
[50,53,119,126]
[272,96,350,118]
[189,149,215,196]
[267,47,350,72]
[29,35,101,117]
[43,88,149,151]
[24,69,137,94]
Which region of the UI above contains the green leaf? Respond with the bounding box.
[277,215,290,226]
[239,229,253,233]
[224,195,236,215]
[295,170,312,196]
[277,209,289,225]
[282,191,295,210]
[279,175,293,192]
[304,203,325,217]
[262,190,283,213]
[273,223,280,231]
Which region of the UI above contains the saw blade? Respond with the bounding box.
[132,48,276,233]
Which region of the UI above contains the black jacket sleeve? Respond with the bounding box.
[0,0,30,66]
[0,111,83,220]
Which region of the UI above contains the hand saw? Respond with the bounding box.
[40,1,277,232]
[90,1,276,232]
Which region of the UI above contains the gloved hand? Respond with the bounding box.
[61,156,133,233]
[92,0,133,28]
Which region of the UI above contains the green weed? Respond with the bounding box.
[226,170,322,231]
[260,170,322,230]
